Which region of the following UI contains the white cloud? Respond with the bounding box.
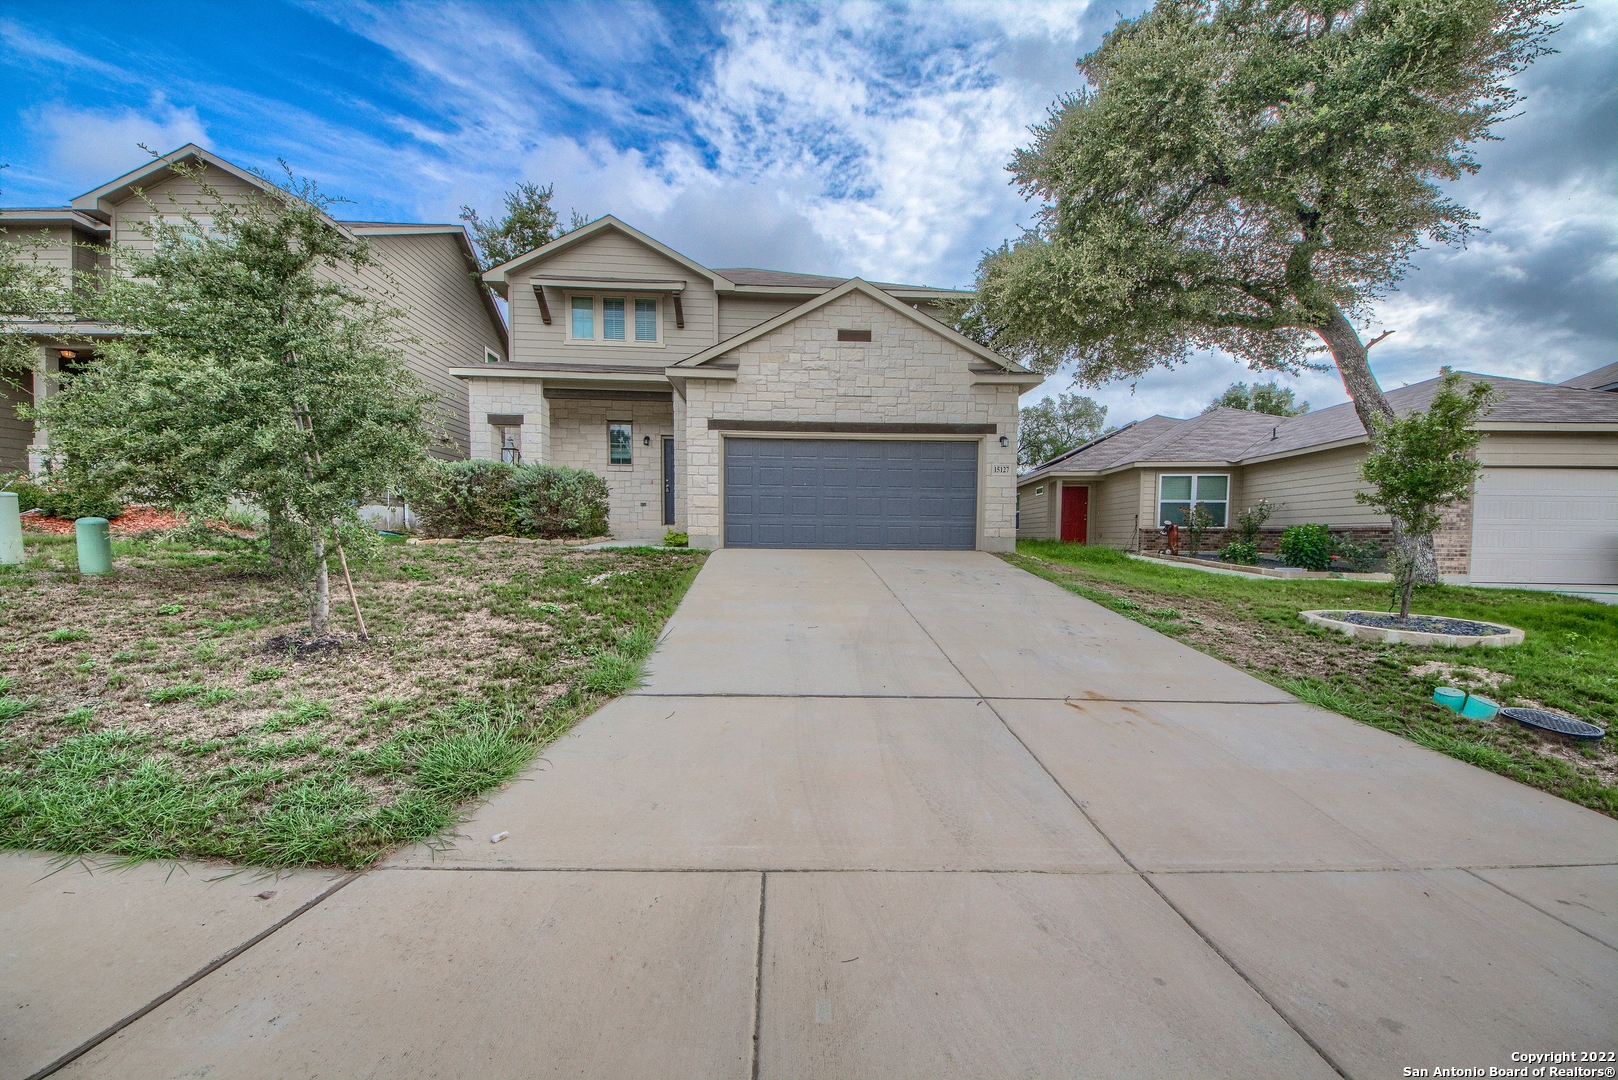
[28,99,207,192]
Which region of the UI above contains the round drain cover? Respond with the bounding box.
[1500,707,1606,741]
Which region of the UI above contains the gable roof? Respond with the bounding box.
[665,277,1035,378]
[1020,371,1618,483]
[480,215,735,294]
[70,144,279,221]
[0,208,109,237]
[1562,362,1618,392]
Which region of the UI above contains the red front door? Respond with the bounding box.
[1060,485,1088,543]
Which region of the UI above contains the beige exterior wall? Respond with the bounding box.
[547,398,674,540]
[107,168,264,254]
[1240,446,1383,527]
[1016,480,1053,539]
[356,232,504,456]
[718,295,801,338]
[1093,472,1146,547]
[1,225,73,289]
[680,290,1019,551]
[1477,431,1618,469]
[507,231,718,368]
[0,371,34,473]
[462,377,549,465]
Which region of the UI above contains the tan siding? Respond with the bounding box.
[1093,472,1144,547]
[0,374,34,472]
[1477,431,1618,469]
[1017,481,1049,539]
[1241,446,1385,526]
[508,231,719,366]
[348,232,504,457]
[108,168,263,254]
[1,225,73,290]
[718,295,802,338]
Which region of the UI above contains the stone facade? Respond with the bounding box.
[461,376,549,463]
[547,398,675,540]
[679,291,1020,550]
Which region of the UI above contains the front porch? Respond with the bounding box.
[454,365,681,542]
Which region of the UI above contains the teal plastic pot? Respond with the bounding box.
[75,517,113,576]
[1433,687,1466,712]
[1459,694,1499,722]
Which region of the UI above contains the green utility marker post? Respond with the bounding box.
[75,517,113,576]
[0,492,22,566]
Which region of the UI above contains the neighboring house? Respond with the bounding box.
[0,145,507,472]
[1563,362,1618,393]
[1017,373,1618,591]
[464,216,1040,549]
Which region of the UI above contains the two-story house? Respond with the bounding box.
[1,145,506,472]
[462,217,1040,549]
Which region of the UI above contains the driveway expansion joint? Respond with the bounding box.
[1463,867,1618,953]
[21,871,362,1080]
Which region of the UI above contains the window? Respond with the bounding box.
[567,295,661,344]
[484,347,501,364]
[1158,474,1229,527]
[571,296,594,339]
[1034,485,1044,496]
[608,422,632,465]
[603,297,626,340]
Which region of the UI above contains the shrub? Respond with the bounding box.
[1183,504,1216,554]
[1277,523,1333,570]
[663,531,688,548]
[1233,500,1274,546]
[512,465,609,539]
[2,472,123,520]
[1219,540,1259,565]
[409,460,518,538]
[1333,538,1385,573]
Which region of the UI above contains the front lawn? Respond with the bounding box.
[0,531,705,867]
[1008,541,1618,816]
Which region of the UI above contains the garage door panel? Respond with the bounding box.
[725,438,978,550]
[1471,468,1618,585]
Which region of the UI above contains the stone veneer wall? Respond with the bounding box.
[462,376,549,463]
[681,290,1021,550]
[547,398,675,540]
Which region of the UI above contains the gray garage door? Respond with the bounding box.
[724,438,978,549]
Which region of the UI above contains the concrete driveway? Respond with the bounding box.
[6,550,1615,1079]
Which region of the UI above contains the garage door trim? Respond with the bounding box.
[709,419,997,435]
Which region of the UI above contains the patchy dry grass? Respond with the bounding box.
[0,531,704,867]
[1010,541,1618,816]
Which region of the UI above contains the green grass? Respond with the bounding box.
[1010,541,1618,816]
[1,531,706,867]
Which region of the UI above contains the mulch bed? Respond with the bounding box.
[1332,611,1510,637]
[21,506,190,535]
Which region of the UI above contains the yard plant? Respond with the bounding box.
[1011,541,1617,817]
[31,159,435,636]
[0,530,704,867]
[1278,523,1334,571]
[411,459,610,539]
[961,0,1568,582]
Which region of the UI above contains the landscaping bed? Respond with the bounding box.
[1007,541,1618,816]
[0,530,705,867]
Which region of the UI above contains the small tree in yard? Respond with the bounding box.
[34,161,435,635]
[1358,370,1493,620]
[1018,392,1110,468]
[1183,503,1216,555]
[959,0,1566,583]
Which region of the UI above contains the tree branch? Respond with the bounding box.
[1364,329,1395,350]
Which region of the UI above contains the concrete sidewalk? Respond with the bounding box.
[5,550,1615,1079]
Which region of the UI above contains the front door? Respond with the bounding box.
[662,437,676,526]
[1061,485,1088,543]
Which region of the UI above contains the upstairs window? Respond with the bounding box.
[571,296,594,339]
[635,299,658,341]
[1158,474,1229,527]
[608,422,633,465]
[603,297,626,340]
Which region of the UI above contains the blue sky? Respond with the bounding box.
[2,1,1613,425]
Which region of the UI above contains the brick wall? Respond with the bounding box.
[1434,494,1474,576]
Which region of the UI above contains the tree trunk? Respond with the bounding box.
[310,530,330,634]
[1314,305,1439,584]
[1400,568,1416,621]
